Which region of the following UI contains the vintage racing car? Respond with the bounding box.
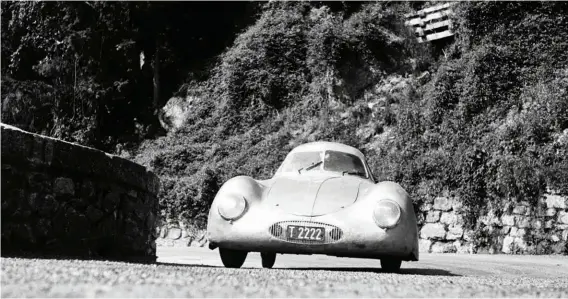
[206,141,419,272]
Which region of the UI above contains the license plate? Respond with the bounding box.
[286,225,325,242]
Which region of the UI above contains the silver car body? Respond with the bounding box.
[206,141,419,261]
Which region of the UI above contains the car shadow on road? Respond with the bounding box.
[399,268,461,276]
[155,262,218,268]
[153,262,459,276]
[272,267,461,276]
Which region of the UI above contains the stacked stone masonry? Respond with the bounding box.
[155,219,209,248]
[156,193,568,254]
[1,124,160,261]
[418,195,568,254]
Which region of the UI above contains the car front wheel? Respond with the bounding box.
[261,252,276,268]
[219,248,248,268]
[380,258,402,273]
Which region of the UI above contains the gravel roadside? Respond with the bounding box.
[2,252,568,298]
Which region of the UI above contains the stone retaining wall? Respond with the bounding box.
[1,123,160,261]
[418,194,568,254]
[155,219,208,248]
[156,194,568,255]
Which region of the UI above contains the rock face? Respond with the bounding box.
[420,223,446,240]
[155,220,209,248]
[559,212,568,225]
[418,195,568,255]
[425,211,441,223]
[433,197,453,211]
[545,194,566,209]
[1,124,160,261]
[158,96,195,132]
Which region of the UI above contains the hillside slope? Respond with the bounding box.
[133,2,568,231]
[382,2,568,227]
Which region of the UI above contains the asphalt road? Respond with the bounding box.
[2,247,568,297]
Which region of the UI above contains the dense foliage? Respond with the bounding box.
[3,1,567,231]
[135,1,567,228]
[133,1,431,224]
[377,2,568,227]
[1,1,259,151]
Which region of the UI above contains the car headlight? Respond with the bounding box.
[373,200,401,229]
[217,195,247,220]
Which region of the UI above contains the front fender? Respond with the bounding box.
[358,181,419,260]
[207,176,265,231]
[215,175,265,203]
[365,181,413,212]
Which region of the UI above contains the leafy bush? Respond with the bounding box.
[136,1,568,231]
[1,1,260,151]
[159,168,219,228]
[376,2,568,228]
[135,2,421,227]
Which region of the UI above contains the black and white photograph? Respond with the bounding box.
[1,0,567,297]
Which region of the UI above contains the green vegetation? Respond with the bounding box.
[1,1,259,151]
[378,2,568,228]
[133,1,430,224]
[3,2,567,230]
[135,1,568,228]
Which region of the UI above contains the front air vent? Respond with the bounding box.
[269,223,283,237]
[268,220,344,244]
[329,227,343,241]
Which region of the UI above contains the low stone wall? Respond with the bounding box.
[1,123,160,261]
[156,194,568,255]
[418,194,568,254]
[155,219,208,248]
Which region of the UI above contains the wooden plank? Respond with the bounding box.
[425,19,452,31]
[405,8,454,26]
[425,30,455,41]
[404,2,457,43]
[404,2,456,18]
[423,11,451,23]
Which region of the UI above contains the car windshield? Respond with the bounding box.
[280,151,323,173]
[280,150,367,178]
[323,150,367,177]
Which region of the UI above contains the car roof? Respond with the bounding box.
[289,141,366,160]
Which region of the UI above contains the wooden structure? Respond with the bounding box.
[405,2,457,43]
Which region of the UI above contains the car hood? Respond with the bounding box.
[264,174,373,216]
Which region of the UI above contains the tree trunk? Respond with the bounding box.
[152,38,160,115]
[73,57,77,120]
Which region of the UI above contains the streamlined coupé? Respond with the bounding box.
[206,141,419,272]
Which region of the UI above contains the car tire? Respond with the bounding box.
[380,258,402,273]
[261,252,276,268]
[219,248,248,268]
